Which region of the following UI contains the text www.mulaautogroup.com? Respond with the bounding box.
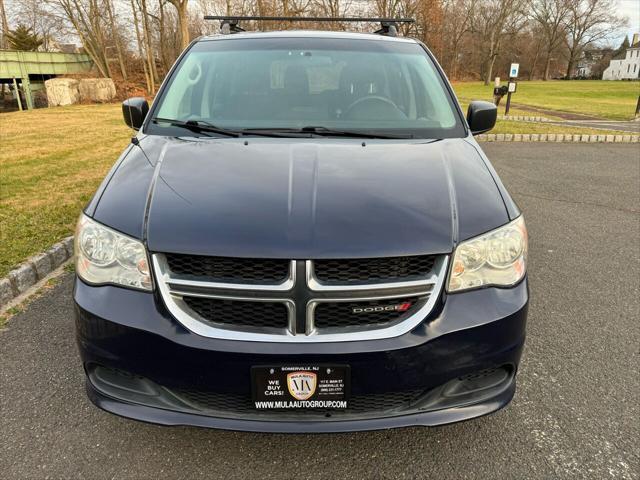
[255,400,348,409]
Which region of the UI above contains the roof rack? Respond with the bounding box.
[203,16,415,37]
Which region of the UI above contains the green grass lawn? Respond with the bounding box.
[0,100,632,277]
[456,101,566,121]
[0,104,131,277]
[453,80,640,120]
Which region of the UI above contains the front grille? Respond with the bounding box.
[155,253,446,342]
[314,297,423,328]
[166,253,289,282]
[175,389,424,415]
[183,297,288,329]
[313,255,437,284]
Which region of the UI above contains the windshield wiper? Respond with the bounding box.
[153,119,413,139]
[243,126,412,139]
[153,118,307,138]
[152,117,241,137]
[302,126,414,139]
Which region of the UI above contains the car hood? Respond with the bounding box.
[93,136,510,258]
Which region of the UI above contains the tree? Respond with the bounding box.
[9,0,64,51]
[130,0,153,92]
[613,35,630,57]
[473,0,527,85]
[6,24,43,50]
[0,0,9,49]
[105,0,128,81]
[53,0,112,78]
[563,0,626,78]
[441,0,476,79]
[373,0,404,17]
[530,0,571,80]
[311,0,353,30]
[139,0,160,89]
[168,0,190,50]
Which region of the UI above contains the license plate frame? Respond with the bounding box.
[251,365,350,410]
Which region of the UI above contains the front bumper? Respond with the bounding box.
[74,277,528,432]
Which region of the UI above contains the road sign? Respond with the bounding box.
[508,82,517,93]
[509,63,519,78]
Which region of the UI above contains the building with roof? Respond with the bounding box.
[576,49,606,78]
[602,33,640,80]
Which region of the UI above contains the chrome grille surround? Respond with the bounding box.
[153,254,448,343]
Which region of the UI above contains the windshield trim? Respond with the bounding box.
[142,37,468,139]
[414,40,469,138]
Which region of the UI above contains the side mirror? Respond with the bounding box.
[467,101,497,135]
[122,97,149,130]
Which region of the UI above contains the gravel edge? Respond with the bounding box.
[1,237,74,308]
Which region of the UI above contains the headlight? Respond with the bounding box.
[75,214,152,291]
[448,216,527,293]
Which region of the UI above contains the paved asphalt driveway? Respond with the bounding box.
[547,120,640,134]
[1,143,638,479]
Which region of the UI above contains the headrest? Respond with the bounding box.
[284,64,309,95]
[339,64,387,96]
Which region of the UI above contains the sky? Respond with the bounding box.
[618,0,640,42]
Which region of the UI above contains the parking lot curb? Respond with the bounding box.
[1,237,74,308]
[498,115,549,122]
[477,134,639,143]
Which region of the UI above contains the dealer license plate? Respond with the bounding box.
[252,365,350,410]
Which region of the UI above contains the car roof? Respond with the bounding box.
[199,30,417,44]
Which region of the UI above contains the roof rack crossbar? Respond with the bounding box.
[204,16,415,37]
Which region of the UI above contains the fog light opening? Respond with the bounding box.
[443,366,512,398]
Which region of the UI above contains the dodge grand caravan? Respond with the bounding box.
[74,21,528,432]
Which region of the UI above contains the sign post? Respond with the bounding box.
[505,63,519,116]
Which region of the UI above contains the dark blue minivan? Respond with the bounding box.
[73,24,528,432]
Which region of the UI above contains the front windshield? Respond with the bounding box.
[149,37,465,138]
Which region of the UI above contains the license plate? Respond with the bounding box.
[252,365,350,410]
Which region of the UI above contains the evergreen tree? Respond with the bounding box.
[611,36,630,59]
[6,24,43,51]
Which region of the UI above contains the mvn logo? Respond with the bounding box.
[286,371,317,400]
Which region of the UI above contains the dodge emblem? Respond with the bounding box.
[287,371,317,400]
[352,302,412,314]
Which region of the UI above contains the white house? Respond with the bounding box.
[576,50,604,77]
[602,34,640,80]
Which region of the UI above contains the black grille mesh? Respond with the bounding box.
[183,297,288,329]
[176,389,424,415]
[313,255,436,283]
[314,297,424,328]
[166,254,289,282]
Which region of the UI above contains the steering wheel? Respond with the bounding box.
[343,95,403,119]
